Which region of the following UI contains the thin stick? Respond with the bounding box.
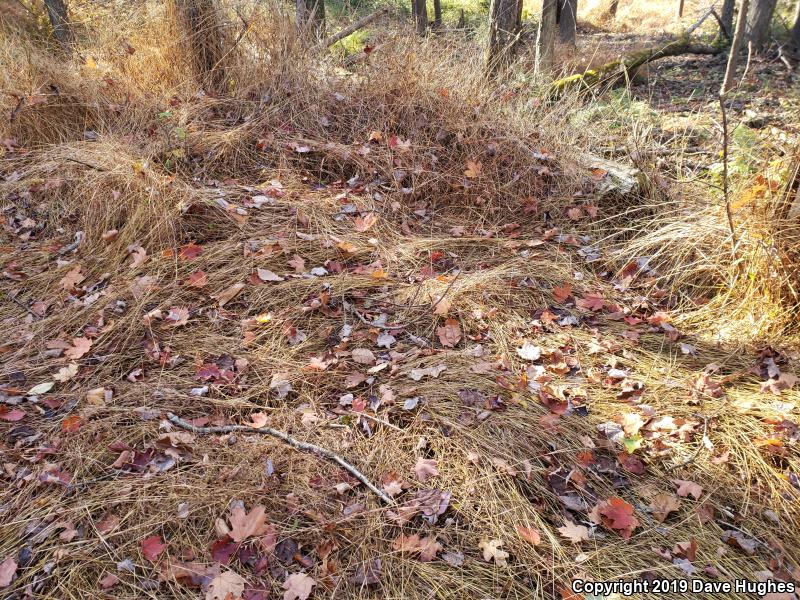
[718,95,738,254]
[166,412,393,504]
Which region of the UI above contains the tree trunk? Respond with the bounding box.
[170,0,227,93]
[486,0,522,71]
[539,0,557,72]
[790,0,800,55]
[414,0,427,34]
[606,0,619,18]
[722,0,749,94]
[559,0,577,46]
[43,0,73,51]
[677,0,685,19]
[297,0,326,40]
[745,0,777,51]
[433,0,442,28]
[720,0,735,39]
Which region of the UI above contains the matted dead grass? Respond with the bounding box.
[2,1,800,599]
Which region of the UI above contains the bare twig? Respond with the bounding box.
[167,412,393,504]
[718,96,738,255]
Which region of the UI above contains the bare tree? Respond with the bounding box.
[486,0,522,70]
[297,0,326,40]
[43,0,73,50]
[720,0,735,39]
[745,0,777,51]
[722,0,749,94]
[559,0,577,46]
[539,0,557,71]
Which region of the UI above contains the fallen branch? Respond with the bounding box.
[550,6,721,97]
[166,412,393,504]
[322,7,388,48]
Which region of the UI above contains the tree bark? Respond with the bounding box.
[433,0,442,28]
[720,0,735,39]
[414,0,427,34]
[606,0,619,18]
[559,0,577,46]
[745,0,777,52]
[486,0,522,71]
[539,0,557,72]
[43,0,73,51]
[790,0,800,55]
[722,0,749,94]
[171,0,227,93]
[297,0,326,40]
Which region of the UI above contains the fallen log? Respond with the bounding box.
[550,5,722,97]
[550,35,721,97]
[322,7,388,48]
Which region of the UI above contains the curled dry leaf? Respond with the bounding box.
[54,362,79,383]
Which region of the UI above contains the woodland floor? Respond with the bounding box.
[1,9,800,600]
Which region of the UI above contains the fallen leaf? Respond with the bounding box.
[165,307,190,327]
[282,572,316,600]
[516,525,542,546]
[575,292,604,312]
[60,266,84,291]
[478,539,509,566]
[354,213,378,232]
[673,479,703,500]
[65,337,92,360]
[214,283,245,307]
[98,573,119,589]
[178,243,203,260]
[27,381,55,395]
[207,570,246,600]
[228,504,270,543]
[392,534,442,561]
[413,457,439,483]
[552,284,572,303]
[0,407,26,422]
[54,362,79,383]
[140,535,167,562]
[256,268,284,282]
[351,348,376,365]
[186,270,208,287]
[409,364,447,381]
[436,318,461,347]
[0,558,17,588]
[650,493,681,522]
[558,520,589,543]
[464,160,482,178]
[127,243,148,269]
[597,497,639,539]
[516,342,542,361]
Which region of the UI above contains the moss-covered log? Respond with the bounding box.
[550,35,722,98]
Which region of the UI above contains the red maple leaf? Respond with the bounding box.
[598,497,639,539]
[575,292,605,311]
[140,535,167,561]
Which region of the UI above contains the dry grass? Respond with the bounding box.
[1,1,799,599]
